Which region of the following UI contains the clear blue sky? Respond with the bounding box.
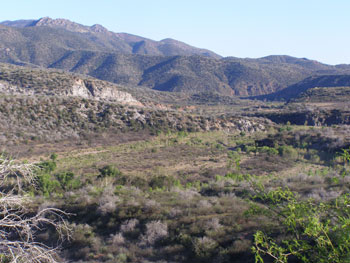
[2,0,350,65]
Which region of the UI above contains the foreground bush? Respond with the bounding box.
[251,186,350,263]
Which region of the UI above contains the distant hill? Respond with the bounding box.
[292,86,350,103]
[261,75,350,101]
[1,17,350,96]
[0,17,220,58]
[0,19,36,28]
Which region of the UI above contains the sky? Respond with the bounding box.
[2,0,350,65]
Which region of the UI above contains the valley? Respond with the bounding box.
[0,17,350,263]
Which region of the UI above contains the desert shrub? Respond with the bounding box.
[168,208,183,218]
[149,175,175,190]
[257,146,278,155]
[111,233,125,246]
[36,173,61,197]
[172,187,200,200]
[56,172,81,190]
[278,145,298,160]
[242,145,257,154]
[193,236,218,259]
[98,165,122,178]
[204,218,222,231]
[227,151,241,171]
[97,186,120,215]
[225,172,245,182]
[197,199,212,209]
[70,223,102,260]
[120,219,139,234]
[50,153,58,161]
[304,149,321,163]
[231,239,252,253]
[38,160,56,173]
[139,220,168,246]
[36,169,81,196]
[306,188,340,202]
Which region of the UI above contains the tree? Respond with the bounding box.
[0,155,68,262]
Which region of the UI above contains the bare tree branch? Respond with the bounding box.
[0,155,68,262]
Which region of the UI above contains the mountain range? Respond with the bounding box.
[1,17,350,97]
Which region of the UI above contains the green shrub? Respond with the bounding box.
[37,173,61,197]
[56,172,81,190]
[252,188,350,263]
[258,146,278,155]
[50,153,58,161]
[278,145,298,160]
[38,160,56,173]
[98,165,121,178]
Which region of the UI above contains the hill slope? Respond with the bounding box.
[262,75,350,101]
[0,63,270,150]
[0,62,139,104]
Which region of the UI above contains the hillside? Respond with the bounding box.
[0,63,271,155]
[1,18,350,96]
[261,75,350,101]
[0,63,139,104]
[292,86,350,103]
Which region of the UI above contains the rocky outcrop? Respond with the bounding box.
[0,78,141,106]
[0,63,142,106]
[64,79,141,105]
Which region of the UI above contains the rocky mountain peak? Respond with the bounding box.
[32,17,90,33]
[90,24,108,33]
[30,17,109,34]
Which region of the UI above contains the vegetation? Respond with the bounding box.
[0,155,68,262]
[252,188,350,263]
[3,122,348,262]
[0,30,350,262]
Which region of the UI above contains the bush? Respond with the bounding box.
[149,175,175,190]
[38,160,56,173]
[258,146,278,155]
[251,187,350,263]
[56,172,81,190]
[278,145,298,160]
[98,165,121,178]
[140,220,168,246]
[37,173,61,197]
[193,236,218,259]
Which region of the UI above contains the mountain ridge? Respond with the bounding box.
[0,17,221,58]
[1,17,350,96]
